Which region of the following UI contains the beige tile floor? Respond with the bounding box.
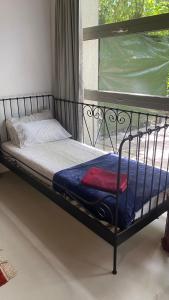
[0,171,168,300]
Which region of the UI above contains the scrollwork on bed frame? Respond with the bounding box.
[54,98,169,154]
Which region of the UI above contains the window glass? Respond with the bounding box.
[83,30,169,97]
[99,31,169,96]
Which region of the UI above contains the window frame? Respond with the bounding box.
[83,13,169,110]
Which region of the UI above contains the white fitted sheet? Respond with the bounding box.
[2,139,167,221]
[2,139,105,181]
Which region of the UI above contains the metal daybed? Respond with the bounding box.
[0,94,169,274]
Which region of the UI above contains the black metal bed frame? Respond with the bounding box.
[0,94,169,275]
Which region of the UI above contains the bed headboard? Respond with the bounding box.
[0,94,54,143]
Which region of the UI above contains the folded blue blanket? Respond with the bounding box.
[53,153,169,229]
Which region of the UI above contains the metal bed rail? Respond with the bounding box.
[0,94,53,142]
[117,123,169,227]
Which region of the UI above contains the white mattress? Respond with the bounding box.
[2,139,105,181]
[2,139,167,221]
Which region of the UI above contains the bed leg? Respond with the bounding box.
[161,211,169,253]
[112,245,117,275]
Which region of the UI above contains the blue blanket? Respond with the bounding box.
[53,153,169,229]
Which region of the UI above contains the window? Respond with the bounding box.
[82,0,169,110]
[80,1,169,157]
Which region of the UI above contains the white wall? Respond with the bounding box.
[0,0,52,97]
[81,0,99,28]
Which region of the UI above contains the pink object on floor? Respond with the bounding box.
[0,256,16,287]
[81,167,127,193]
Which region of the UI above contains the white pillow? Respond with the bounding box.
[6,110,53,145]
[12,119,71,148]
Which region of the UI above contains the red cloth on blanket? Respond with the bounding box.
[81,167,127,193]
